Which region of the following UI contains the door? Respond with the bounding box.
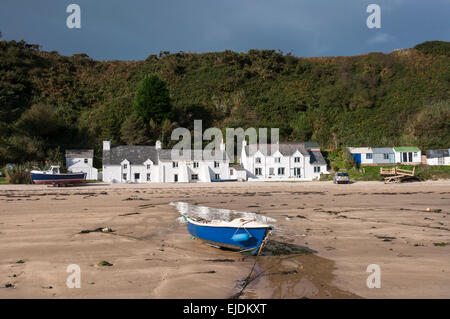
[408,152,413,162]
[389,153,394,163]
[174,174,178,182]
[294,168,301,177]
[352,154,361,164]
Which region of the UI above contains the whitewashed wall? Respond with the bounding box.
[394,151,422,163]
[66,157,98,180]
[242,150,327,181]
[426,157,450,165]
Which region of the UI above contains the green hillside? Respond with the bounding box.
[0,40,449,166]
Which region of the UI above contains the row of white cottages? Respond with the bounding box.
[66,144,449,182]
[347,147,450,166]
[97,140,328,183]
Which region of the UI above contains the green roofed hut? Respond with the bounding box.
[393,147,421,164]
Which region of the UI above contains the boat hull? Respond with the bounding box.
[31,172,87,185]
[187,220,271,254]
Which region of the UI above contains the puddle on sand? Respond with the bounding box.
[231,240,360,299]
[170,201,276,224]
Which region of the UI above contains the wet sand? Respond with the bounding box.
[0,181,449,298]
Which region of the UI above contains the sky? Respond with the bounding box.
[0,0,449,60]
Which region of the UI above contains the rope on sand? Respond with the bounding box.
[231,230,272,299]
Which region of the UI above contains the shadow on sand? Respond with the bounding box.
[260,239,317,256]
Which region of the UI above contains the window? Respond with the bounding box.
[275,157,281,163]
[278,167,285,175]
[146,164,151,170]
[314,167,321,173]
[215,174,220,180]
[294,157,301,163]
[269,168,274,175]
[214,161,220,168]
[230,169,234,176]
[123,164,128,169]
[134,173,140,180]
[255,168,262,176]
[366,153,373,159]
[256,157,261,163]
[84,158,88,164]
[172,162,178,168]
[402,152,413,162]
[147,173,151,181]
[383,153,389,160]
[413,152,418,157]
[191,174,198,181]
[193,162,199,168]
[123,173,127,180]
[438,157,444,165]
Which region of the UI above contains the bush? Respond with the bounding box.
[4,164,32,184]
[343,148,357,170]
[414,41,450,57]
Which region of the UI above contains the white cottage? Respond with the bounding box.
[240,141,328,181]
[102,140,233,183]
[426,149,450,166]
[393,147,422,164]
[65,149,98,180]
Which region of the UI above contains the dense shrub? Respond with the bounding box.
[4,164,32,184]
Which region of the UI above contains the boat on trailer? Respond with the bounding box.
[31,165,86,186]
[185,216,273,255]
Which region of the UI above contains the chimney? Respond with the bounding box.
[155,140,162,150]
[103,140,111,151]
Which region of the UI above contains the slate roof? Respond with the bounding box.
[230,164,246,171]
[158,149,229,161]
[310,151,327,165]
[103,146,158,165]
[426,149,450,159]
[66,149,94,158]
[245,143,309,157]
[372,147,394,154]
[103,145,229,165]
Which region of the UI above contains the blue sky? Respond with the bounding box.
[1,0,449,60]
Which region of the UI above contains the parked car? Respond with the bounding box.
[333,172,349,184]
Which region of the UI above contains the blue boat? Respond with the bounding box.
[186,217,273,255]
[31,166,86,185]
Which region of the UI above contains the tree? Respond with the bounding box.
[120,112,151,145]
[134,74,171,123]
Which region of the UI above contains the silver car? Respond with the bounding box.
[333,172,349,184]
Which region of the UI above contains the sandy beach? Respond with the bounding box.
[0,180,449,299]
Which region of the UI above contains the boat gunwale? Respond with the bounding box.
[185,216,272,229]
